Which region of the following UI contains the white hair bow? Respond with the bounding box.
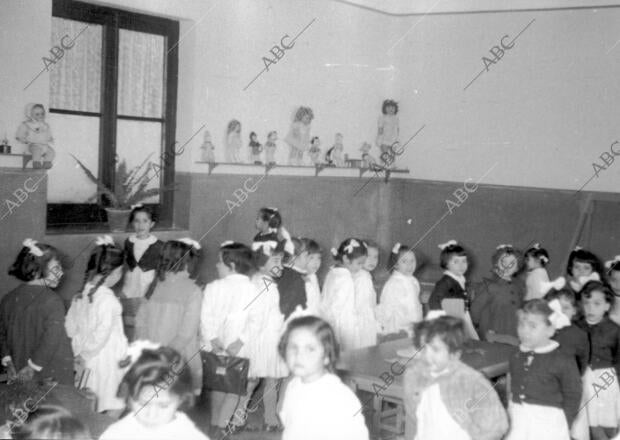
[496,244,513,250]
[540,255,549,264]
[252,240,278,256]
[438,240,458,250]
[95,235,115,247]
[532,243,541,250]
[605,255,620,269]
[22,238,43,257]
[392,242,402,254]
[330,247,338,257]
[267,207,278,212]
[425,309,447,321]
[344,239,360,254]
[177,237,201,250]
[540,277,566,295]
[574,246,583,251]
[548,299,571,330]
[130,203,144,210]
[220,240,235,248]
[121,340,161,369]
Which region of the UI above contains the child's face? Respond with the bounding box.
[343,255,366,274]
[285,327,328,383]
[31,106,45,121]
[293,250,309,271]
[132,212,155,237]
[306,253,322,275]
[44,258,63,288]
[386,104,396,115]
[395,251,416,276]
[255,216,269,232]
[572,261,593,279]
[423,335,458,373]
[216,253,234,278]
[131,387,181,428]
[583,290,611,323]
[446,255,468,277]
[609,270,620,296]
[557,296,577,321]
[525,255,539,270]
[363,247,379,272]
[301,114,311,124]
[251,134,257,141]
[517,311,555,350]
[496,253,518,279]
[269,132,277,141]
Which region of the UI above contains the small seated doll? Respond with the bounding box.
[265,131,278,166]
[308,136,322,165]
[225,119,242,163]
[325,133,345,167]
[16,103,55,169]
[249,131,263,164]
[199,130,216,163]
[360,142,377,168]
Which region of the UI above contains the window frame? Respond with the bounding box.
[48,0,179,229]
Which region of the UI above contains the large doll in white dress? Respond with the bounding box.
[284,106,314,166]
[16,103,56,169]
[65,236,128,413]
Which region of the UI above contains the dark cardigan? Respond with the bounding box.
[124,238,163,271]
[576,317,620,375]
[553,324,590,375]
[277,266,307,320]
[428,274,471,311]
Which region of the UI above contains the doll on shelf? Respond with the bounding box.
[308,136,322,165]
[200,130,216,163]
[325,133,345,167]
[16,103,55,169]
[264,131,278,166]
[360,142,378,168]
[225,119,242,163]
[376,99,399,155]
[249,131,263,165]
[284,106,314,166]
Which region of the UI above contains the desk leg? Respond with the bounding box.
[372,394,381,438]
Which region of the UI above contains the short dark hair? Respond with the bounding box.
[425,316,466,354]
[388,244,415,272]
[11,405,89,440]
[258,207,282,229]
[157,240,201,281]
[545,287,578,308]
[520,299,553,326]
[278,316,339,373]
[9,243,61,282]
[382,99,399,115]
[118,346,194,408]
[253,240,286,269]
[332,238,367,263]
[220,242,254,275]
[525,245,549,267]
[581,280,614,305]
[439,243,467,270]
[567,248,603,277]
[129,205,156,223]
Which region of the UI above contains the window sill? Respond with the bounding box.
[45,223,182,236]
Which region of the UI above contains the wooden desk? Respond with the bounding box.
[337,339,516,436]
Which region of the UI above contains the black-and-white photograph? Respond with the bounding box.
[1,0,620,439]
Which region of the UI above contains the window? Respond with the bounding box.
[48,0,178,229]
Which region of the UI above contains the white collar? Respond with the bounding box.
[519,340,559,354]
[444,270,466,289]
[129,234,157,245]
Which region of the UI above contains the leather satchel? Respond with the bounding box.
[201,351,249,395]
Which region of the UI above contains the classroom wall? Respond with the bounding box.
[3,0,618,194]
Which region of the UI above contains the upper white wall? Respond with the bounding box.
[2,0,619,193]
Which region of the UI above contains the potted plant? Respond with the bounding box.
[71,154,175,232]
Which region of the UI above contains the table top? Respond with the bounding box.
[337,338,516,396]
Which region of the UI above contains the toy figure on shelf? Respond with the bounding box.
[265,131,278,166]
[224,119,242,163]
[376,99,399,155]
[360,142,377,168]
[325,133,345,167]
[199,130,215,163]
[16,103,55,169]
[0,135,11,154]
[249,131,263,165]
[284,106,314,166]
[309,136,322,165]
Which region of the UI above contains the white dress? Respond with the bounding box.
[525,267,550,301]
[353,270,379,348]
[376,114,399,147]
[321,267,358,351]
[65,284,128,412]
[248,273,288,378]
[280,373,369,440]
[200,273,257,358]
[305,273,322,317]
[376,271,423,334]
[100,411,209,440]
[415,383,471,440]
